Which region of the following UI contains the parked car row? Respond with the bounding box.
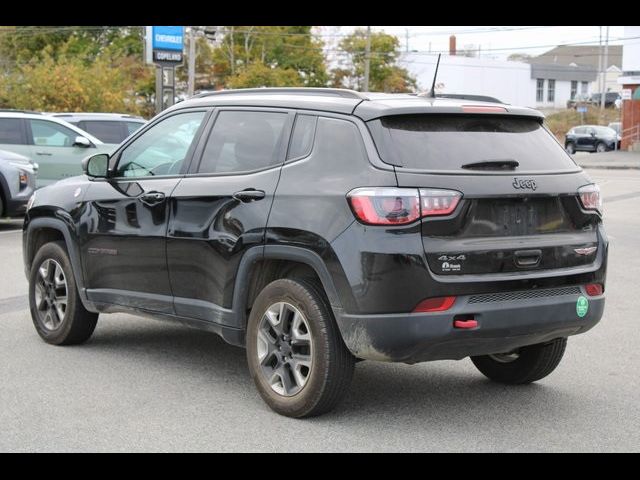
[0,111,147,212]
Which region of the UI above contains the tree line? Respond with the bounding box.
[0,26,416,118]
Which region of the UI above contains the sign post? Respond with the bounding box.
[145,26,184,115]
[577,105,587,124]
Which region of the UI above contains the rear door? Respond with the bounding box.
[367,113,600,280]
[167,108,292,324]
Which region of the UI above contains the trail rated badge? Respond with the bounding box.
[576,296,589,318]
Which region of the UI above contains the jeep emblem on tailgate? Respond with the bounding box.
[513,178,537,191]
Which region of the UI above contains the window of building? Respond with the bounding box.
[547,79,556,103]
[571,81,578,100]
[536,79,544,102]
[581,81,588,95]
[198,111,288,174]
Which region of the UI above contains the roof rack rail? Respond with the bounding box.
[192,87,368,100]
[0,109,43,115]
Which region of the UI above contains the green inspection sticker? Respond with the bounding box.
[576,296,589,318]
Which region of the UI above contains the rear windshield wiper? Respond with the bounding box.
[461,159,520,170]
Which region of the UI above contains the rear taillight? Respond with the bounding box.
[413,296,457,313]
[419,189,461,216]
[347,187,461,226]
[578,184,602,213]
[347,188,420,225]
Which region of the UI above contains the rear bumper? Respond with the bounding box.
[335,286,604,364]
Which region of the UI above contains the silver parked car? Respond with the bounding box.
[0,149,37,217]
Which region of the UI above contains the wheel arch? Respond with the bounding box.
[24,217,96,311]
[232,245,346,331]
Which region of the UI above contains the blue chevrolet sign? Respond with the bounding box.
[152,26,184,51]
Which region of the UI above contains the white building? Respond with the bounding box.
[400,53,535,107]
[401,43,625,110]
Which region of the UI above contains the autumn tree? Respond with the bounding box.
[332,29,416,93]
[0,26,155,116]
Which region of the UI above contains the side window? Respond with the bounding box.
[116,111,206,178]
[29,119,77,147]
[574,127,586,134]
[287,115,317,160]
[81,121,127,144]
[198,111,288,174]
[125,121,145,135]
[0,118,25,145]
[313,117,368,165]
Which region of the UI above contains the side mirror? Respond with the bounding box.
[73,136,92,148]
[82,153,109,178]
[590,131,596,137]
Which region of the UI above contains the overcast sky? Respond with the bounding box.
[321,26,626,60]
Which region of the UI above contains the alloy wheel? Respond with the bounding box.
[34,259,68,330]
[256,302,313,396]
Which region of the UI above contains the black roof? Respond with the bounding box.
[172,88,543,121]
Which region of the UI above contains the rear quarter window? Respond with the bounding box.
[368,114,579,173]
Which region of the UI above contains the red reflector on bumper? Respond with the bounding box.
[454,319,478,329]
[585,283,603,296]
[413,296,456,313]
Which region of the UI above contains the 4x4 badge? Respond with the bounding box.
[438,254,466,261]
[512,178,537,190]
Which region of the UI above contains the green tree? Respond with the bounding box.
[333,29,416,93]
[210,26,328,89]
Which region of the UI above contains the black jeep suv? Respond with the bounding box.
[23,88,607,417]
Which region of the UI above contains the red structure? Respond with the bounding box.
[620,84,640,150]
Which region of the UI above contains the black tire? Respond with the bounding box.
[565,142,576,155]
[29,241,98,345]
[595,142,607,153]
[246,278,355,418]
[471,338,567,385]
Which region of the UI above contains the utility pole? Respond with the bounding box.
[187,26,196,97]
[405,28,409,53]
[600,26,610,111]
[363,26,371,92]
[597,26,603,100]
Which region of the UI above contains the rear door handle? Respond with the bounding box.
[139,191,166,206]
[35,151,52,156]
[232,189,266,203]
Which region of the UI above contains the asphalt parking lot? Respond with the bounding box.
[1,168,639,452]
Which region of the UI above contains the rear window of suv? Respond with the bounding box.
[368,114,578,173]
